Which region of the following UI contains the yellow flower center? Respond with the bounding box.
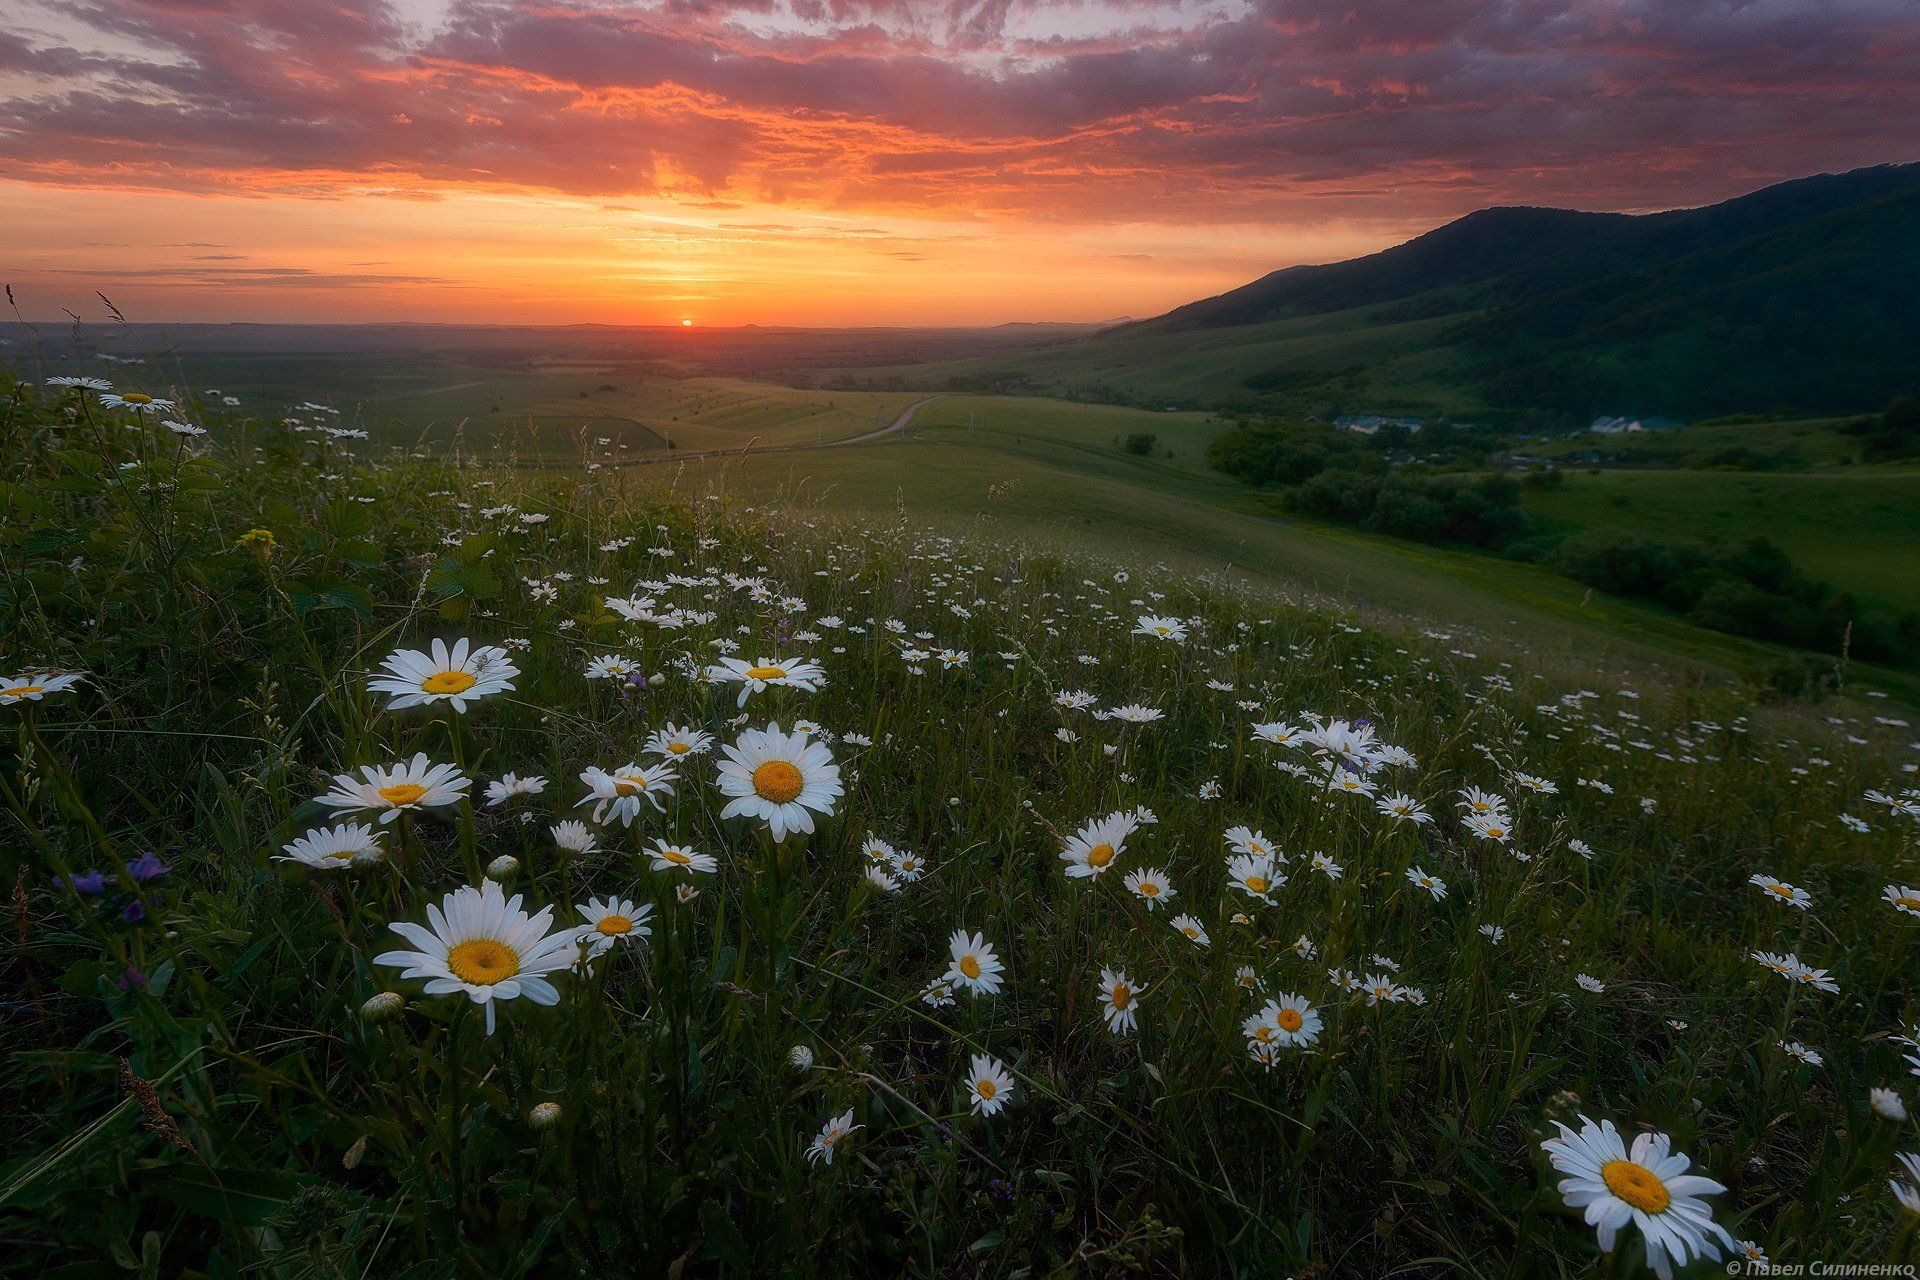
[661,847,691,865]
[614,775,649,796]
[1253,1026,1275,1043]
[958,955,982,980]
[752,760,804,804]
[3,685,44,698]
[1767,884,1794,898]
[123,392,153,405]
[745,665,787,680]
[421,670,478,695]
[667,742,691,754]
[378,783,429,806]
[1086,843,1114,868]
[976,1079,996,1099]
[1244,875,1267,893]
[1898,895,1920,910]
[446,938,520,985]
[1600,1160,1670,1214]
[1111,984,1131,1009]
[1182,927,1199,939]
[1139,882,1159,896]
[595,915,633,936]
[1276,1008,1304,1033]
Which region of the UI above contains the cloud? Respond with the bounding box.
[0,0,1914,231]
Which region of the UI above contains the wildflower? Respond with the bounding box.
[644,723,715,759]
[1244,993,1322,1050]
[1576,974,1605,993]
[647,841,718,875]
[276,821,382,870]
[805,1109,861,1166]
[1098,969,1143,1034]
[550,820,597,857]
[1895,1152,1920,1214]
[576,896,653,956]
[1060,810,1138,879]
[585,654,642,681]
[100,391,176,414]
[946,930,1004,996]
[1123,866,1175,909]
[1458,786,1508,818]
[1779,1040,1822,1066]
[1,671,85,705]
[578,762,676,827]
[966,1054,1014,1117]
[56,869,107,895]
[528,1102,562,1129]
[706,655,826,707]
[789,1045,815,1071]
[865,865,899,893]
[1884,885,1920,918]
[1251,721,1303,746]
[1463,811,1512,843]
[1747,874,1811,910]
[124,851,171,883]
[485,855,518,881]
[373,880,582,1034]
[1405,866,1447,900]
[1132,615,1187,642]
[1871,1088,1907,1121]
[1376,792,1431,824]
[1169,914,1210,947]
[1361,973,1403,1005]
[715,723,843,842]
[1223,826,1280,860]
[1540,1116,1735,1279]
[1225,853,1282,903]
[369,638,518,713]
[1108,703,1164,724]
[485,773,548,806]
[318,754,469,823]
[890,849,928,881]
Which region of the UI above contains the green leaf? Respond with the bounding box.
[153,1167,311,1227]
[698,1199,750,1272]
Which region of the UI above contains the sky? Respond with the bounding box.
[2,0,1917,327]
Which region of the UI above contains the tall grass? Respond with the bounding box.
[1,370,1918,1276]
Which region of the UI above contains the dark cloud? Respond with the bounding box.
[2,0,1916,226]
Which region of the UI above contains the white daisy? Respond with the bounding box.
[647,840,718,875]
[576,895,653,956]
[577,762,677,827]
[945,929,1004,996]
[965,1053,1014,1117]
[1540,1115,1735,1280]
[372,880,583,1034]
[368,638,518,713]
[317,753,469,824]
[275,821,382,870]
[705,655,826,707]
[1123,867,1175,910]
[804,1108,861,1166]
[484,772,547,806]
[714,723,843,842]
[1060,810,1138,879]
[0,671,85,705]
[1098,968,1143,1034]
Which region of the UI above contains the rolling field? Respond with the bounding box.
[648,394,1920,703]
[836,305,1485,414]
[1522,468,1920,617]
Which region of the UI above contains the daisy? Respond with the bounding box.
[714,723,842,842]
[1123,867,1175,909]
[1458,786,1508,818]
[550,820,597,857]
[946,929,1004,996]
[484,773,547,806]
[584,654,642,681]
[1778,1040,1822,1066]
[1223,826,1280,860]
[1098,969,1143,1034]
[1132,615,1188,642]
[99,391,176,414]
[865,865,899,893]
[318,754,469,824]
[1376,792,1432,824]
[861,836,899,865]
[965,1054,1014,1117]
[1251,721,1303,747]
[1748,874,1811,910]
[1309,852,1343,880]
[1244,993,1322,1050]
[1361,973,1403,1005]
[804,1109,861,1167]
[1169,914,1211,947]
[1576,974,1606,993]
[1405,866,1447,900]
[1895,1152,1920,1215]
[706,655,826,707]
[890,849,929,882]
[1870,1088,1906,1121]
[644,723,715,759]
[1225,853,1282,904]
[576,896,653,956]
[275,821,382,870]
[1540,1116,1735,1280]
[0,671,85,706]
[1060,810,1138,879]
[373,881,583,1034]
[368,638,518,713]
[1463,811,1512,843]
[647,841,718,875]
[577,762,676,827]
[1108,703,1164,724]
[1884,885,1920,918]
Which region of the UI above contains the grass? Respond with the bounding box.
[5,371,1920,1276]
[1522,468,1920,617]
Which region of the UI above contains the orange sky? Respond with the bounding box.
[4,0,1916,326]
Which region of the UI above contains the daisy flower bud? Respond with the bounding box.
[528,1102,563,1129]
[359,991,405,1024]
[486,854,519,881]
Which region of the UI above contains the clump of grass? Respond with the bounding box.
[1,369,1918,1275]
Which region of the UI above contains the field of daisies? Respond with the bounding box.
[4,373,1920,1278]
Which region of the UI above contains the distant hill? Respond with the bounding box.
[1104,162,1920,417]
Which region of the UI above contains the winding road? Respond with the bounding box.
[615,392,946,467]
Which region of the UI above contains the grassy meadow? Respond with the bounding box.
[5,370,1920,1277]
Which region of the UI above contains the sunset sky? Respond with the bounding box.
[4,0,1917,326]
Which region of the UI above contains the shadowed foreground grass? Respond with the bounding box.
[3,372,1920,1277]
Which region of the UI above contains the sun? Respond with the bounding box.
[680,318,694,327]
